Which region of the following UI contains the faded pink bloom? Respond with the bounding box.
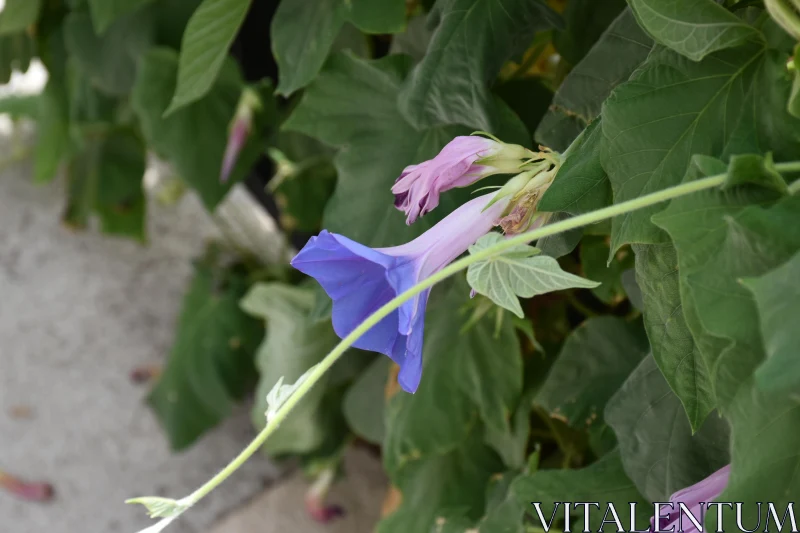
[392,136,529,224]
[0,470,54,501]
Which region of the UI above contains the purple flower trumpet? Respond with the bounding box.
[392,135,530,224]
[651,464,730,533]
[291,193,507,393]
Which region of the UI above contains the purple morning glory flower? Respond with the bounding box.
[392,136,530,225]
[291,192,507,393]
[651,464,730,533]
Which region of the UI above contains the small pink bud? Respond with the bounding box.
[305,495,345,523]
[220,117,251,183]
[303,468,344,524]
[220,88,262,183]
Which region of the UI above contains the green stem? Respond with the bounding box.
[181,164,800,511]
[567,292,598,318]
[535,405,568,450]
[781,161,800,174]
[788,170,800,194]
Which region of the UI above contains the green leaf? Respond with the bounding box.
[628,0,762,61]
[632,242,715,429]
[264,365,318,423]
[553,0,627,65]
[581,237,635,305]
[384,280,522,475]
[347,0,406,34]
[511,451,651,530]
[125,496,189,518]
[539,120,612,215]
[377,426,504,533]
[66,62,119,125]
[0,93,39,120]
[389,15,433,63]
[34,80,71,183]
[284,53,474,247]
[467,233,599,318]
[87,0,154,34]
[536,213,584,259]
[132,48,261,210]
[148,260,263,450]
[64,10,154,96]
[0,0,41,36]
[64,128,147,240]
[605,355,730,503]
[398,0,561,132]
[707,380,800,533]
[601,42,800,254]
[271,0,345,95]
[653,179,800,406]
[477,471,526,533]
[485,387,536,469]
[271,0,406,95]
[621,268,644,311]
[723,152,788,193]
[742,250,800,394]
[165,0,252,115]
[342,356,389,445]
[536,9,652,150]
[0,31,35,83]
[538,316,649,432]
[240,283,341,455]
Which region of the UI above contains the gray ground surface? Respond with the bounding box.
[0,149,283,533]
[207,449,386,533]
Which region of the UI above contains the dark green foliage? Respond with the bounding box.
[148,256,264,450]
[606,355,730,502]
[132,48,269,210]
[64,128,147,240]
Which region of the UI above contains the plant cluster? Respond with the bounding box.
[2,0,800,532]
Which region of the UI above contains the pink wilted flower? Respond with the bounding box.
[291,192,507,393]
[392,135,531,224]
[0,470,54,501]
[651,465,730,533]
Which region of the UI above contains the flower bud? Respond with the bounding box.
[304,468,345,523]
[392,134,533,224]
[220,88,262,183]
[493,148,561,235]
